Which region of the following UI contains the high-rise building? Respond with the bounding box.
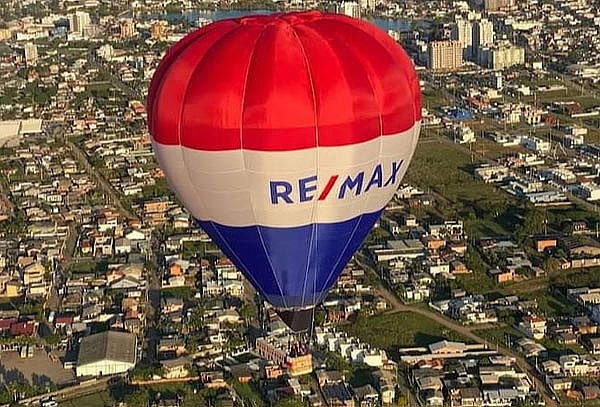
[23,42,38,66]
[119,19,136,39]
[96,44,114,61]
[451,18,473,57]
[484,0,516,12]
[338,1,361,18]
[428,40,464,71]
[479,43,525,70]
[492,72,503,89]
[197,17,212,28]
[68,11,91,36]
[150,21,168,41]
[359,0,375,11]
[472,18,494,57]
[0,29,11,41]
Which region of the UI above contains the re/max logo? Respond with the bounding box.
[269,161,404,204]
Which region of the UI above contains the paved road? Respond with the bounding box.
[15,374,124,406]
[87,50,143,101]
[65,139,138,221]
[144,237,162,362]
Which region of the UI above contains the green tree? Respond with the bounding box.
[129,363,164,381]
[515,206,547,243]
[182,392,208,407]
[44,333,65,346]
[313,308,326,326]
[274,397,305,407]
[124,389,149,407]
[239,303,257,324]
[464,246,485,274]
[543,257,560,274]
[325,352,352,373]
[188,303,205,331]
[397,395,410,407]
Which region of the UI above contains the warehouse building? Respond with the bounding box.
[76,330,137,377]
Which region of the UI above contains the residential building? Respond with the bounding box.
[451,18,473,57]
[120,19,136,38]
[573,183,600,201]
[521,136,550,154]
[150,21,168,41]
[338,2,361,18]
[479,43,526,70]
[428,41,463,71]
[474,164,510,183]
[23,262,45,286]
[23,42,38,66]
[484,0,515,11]
[473,19,494,58]
[68,11,91,36]
[255,336,313,376]
[519,315,547,340]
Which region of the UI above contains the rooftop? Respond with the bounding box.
[77,330,136,366]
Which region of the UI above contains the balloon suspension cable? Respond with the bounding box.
[310,304,316,347]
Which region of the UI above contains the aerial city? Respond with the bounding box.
[1,0,600,406]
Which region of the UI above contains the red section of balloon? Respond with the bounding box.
[147,11,421,151]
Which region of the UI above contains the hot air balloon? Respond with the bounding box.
[147,11,421,331]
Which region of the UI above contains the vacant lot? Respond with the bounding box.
[405,140,515,238]
[58,390,113,407]
[343,311,468,353]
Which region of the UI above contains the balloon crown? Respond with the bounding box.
[237,10,328,26]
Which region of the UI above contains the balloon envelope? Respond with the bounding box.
[148,11,421,320]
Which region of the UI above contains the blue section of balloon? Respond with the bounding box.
[196,209,382,308]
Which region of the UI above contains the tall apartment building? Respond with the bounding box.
[120,19,136,38]
[479,43,525,70]
[68,11,91,36]
[23,42,38,66]
[150,21,168,41]
[451,18,473,57]
[473,18,494,57]
[428,40,464,71]
[484,0,516,12]
[338,1,361,18]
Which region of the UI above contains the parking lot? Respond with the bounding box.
[0,349,76,387]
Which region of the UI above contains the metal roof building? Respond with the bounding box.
[0,119,42,147]
[76,330,137,377]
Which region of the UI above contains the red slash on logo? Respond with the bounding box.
[318,175,339,201]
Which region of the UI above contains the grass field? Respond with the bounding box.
[232,381,266,407]
[475,325,523,348]
[58,391,113,407]
[453,270,498,295]
[406,140,514,237]
[513,289,577,318]
[476,323,586,358]
[343,312,468,353]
